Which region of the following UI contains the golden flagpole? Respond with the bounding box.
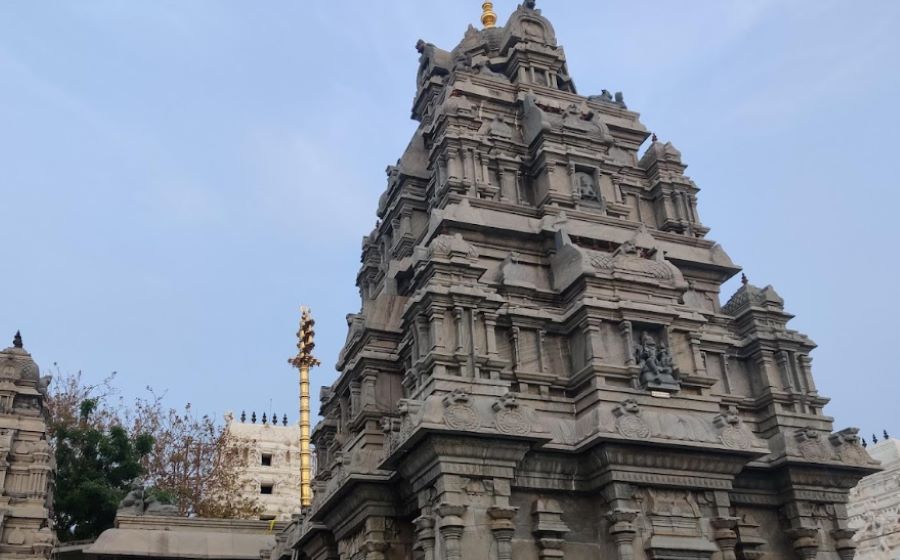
[481,1,497,28]
[289,306,320,509]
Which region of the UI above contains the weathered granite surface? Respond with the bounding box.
[0,333,55,559]
[848,438,900,560]
[283,3,878,560]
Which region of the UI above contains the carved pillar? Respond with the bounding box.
[429,305,447,353]
[676,191,690,222]
[437,154,448,190]
[499,167,517,202]
[689,334,707,376]
[447,148,462,182]
[362,517,391,560]
[711,518,740,560]
[720,354,733,393]
[755,351,780,391]
[798,355,818,394]
[349,380,361,417]
[463,148,475,186]
[414,515,436,560]
[687,193,699,223]
[515,170,525,205]
[775,350,794,391]
[482,312,499,358]
[488,506,518,560]
[831,529,856,560]
[537,329,547,372]
[453,307,466,355]
[786,527,820,560]
[585,318,604,362]
[790,352,806,392]
[568,162,579,201]
[416,314,430,361]
[619,321,635,366]
[511,326,521,372]
[437,504,467,560]
[479,152,490,187]
[532,498,569,560]
[361,369,377,409]
[607,509,639,560]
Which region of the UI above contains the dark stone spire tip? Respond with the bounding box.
[13,330,22,349]
[741,273,749,286]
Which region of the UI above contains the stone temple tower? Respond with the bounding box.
[0,333,55,559]
[284,4,877,560]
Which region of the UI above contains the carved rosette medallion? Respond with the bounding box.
[714,407,751,450]
[613,399,651,440]
[493,393,531,435]
[444,404,479,430]
[830,428,869,465]
[496,408,530,435]
[795,429,828,461]
[799,441,827,460]
[617,414,651,440]
[720,426,751,450]
[443,389,480,431]
[840,444,867,464]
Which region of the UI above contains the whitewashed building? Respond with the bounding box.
[226,412,301,521]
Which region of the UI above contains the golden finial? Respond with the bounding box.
[481,1,497,28]
[288,305,319,509]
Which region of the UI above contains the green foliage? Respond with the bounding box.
[52,400,154,542]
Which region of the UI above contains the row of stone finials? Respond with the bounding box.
[862,430,892,447]
[239,411,290,426]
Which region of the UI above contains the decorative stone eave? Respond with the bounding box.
[308,476,396,538]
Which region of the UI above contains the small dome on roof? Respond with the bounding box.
[1,331,41,381]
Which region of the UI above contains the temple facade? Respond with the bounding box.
[284,3,878,560]
[0,333,55,559]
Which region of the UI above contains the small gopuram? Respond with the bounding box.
[848,435,900,560]
[226,411,302,521]
[286,3,878,559]
[0,332,55,559]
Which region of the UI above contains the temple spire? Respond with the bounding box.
[481,1,497,28]
[12,330,22,349]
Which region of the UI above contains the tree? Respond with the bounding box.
[127,395,262,518]
[51,398,154,541]
[47,368,261,539]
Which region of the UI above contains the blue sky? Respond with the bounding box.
[1,1,898,438]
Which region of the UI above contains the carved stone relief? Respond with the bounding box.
[442,389,480,431]
[613,399,651,440]
[492,393,531,436]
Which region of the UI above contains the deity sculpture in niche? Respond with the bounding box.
[635,332,680,392]
[574,171,601,202]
